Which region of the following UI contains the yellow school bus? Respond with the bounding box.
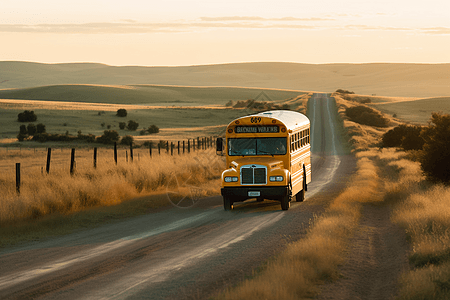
[217,110,311,210]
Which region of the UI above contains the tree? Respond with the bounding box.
[18,110,37,122]
[418,113,450,183]
[116,109,127,117]
[127,120,139,131]
[27,123,37,136]
[119,122,126,130]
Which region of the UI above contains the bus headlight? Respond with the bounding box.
[270,176,284,182]
[224,176,238,182]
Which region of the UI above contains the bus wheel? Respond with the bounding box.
[281,194,290,210]
[223,197,233,211]
[296,188,305,202]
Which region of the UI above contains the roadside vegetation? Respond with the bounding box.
[335,93,450,299]
[222,91,450,300]
[0,148,224,247]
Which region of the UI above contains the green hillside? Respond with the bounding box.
[0,84,303,106]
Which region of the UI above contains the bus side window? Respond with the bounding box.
[290,136,294,152]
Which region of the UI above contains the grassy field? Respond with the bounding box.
[0,148,224,247]
[0,84,304,106]
[371,97,450,125]
[0,84,306,143]
[339,93,450,125]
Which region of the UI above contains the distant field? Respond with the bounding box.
[0,106,251,143]
[370,97,450,125]
[1,61,450,97]
[0,84,304,106]
[0,84,306,144]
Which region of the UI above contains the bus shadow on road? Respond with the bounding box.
[228,199,284,213]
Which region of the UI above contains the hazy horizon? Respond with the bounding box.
[2,0,449,66]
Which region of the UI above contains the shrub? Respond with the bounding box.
[360,98,371,104]
[17,110,37,122]
[382,125,424,150]
[119,122,126,130]
[120,135,134,145]
[418,113,450,183]
[225,100,234,107]
[127,120,139,131]
[19,125,27,135]
[336,89,355,94]
[36,123,46,134]
[17,133,27,142]
[147,125,160,134]
[116,109,127,117]
[27,123,37,136]
[96,130,120,144]
[345,105,389,127]
[158,140,168,149]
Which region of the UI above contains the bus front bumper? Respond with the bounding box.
[221,186,289,201]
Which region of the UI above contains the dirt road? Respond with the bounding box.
[0,93,356,299]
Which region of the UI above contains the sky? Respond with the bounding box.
[1,0,449,66]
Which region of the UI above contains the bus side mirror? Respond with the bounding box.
[216,138,224,156]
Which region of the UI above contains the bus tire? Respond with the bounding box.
[296,188,305,202]
[281,194,290,210]
[224,197,233,211]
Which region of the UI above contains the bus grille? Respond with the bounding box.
[241,166,267,185]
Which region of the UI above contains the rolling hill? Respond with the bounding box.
[1,61,450,97]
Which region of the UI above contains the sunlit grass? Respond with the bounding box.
[0,148,224,225]
[220,147,382,299]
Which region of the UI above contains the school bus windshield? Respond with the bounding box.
[228,137,287,156]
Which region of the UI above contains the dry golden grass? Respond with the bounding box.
[0,148,224,225]
[356,145,450,299]
[220,146,382,300]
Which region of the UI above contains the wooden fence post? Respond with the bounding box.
[158,142,161,155]
[183,140,185,154]
[93,147,97,168]
[178,141,180,155]
[114,142,118,165]
[171,142,174,156]
[46,148,52,174]
[130,142,133,162]
[149,142,152,157]
[70,148,75,175]
[16,163,20,194]
[166,141,169,154]
[188,140,190,153]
